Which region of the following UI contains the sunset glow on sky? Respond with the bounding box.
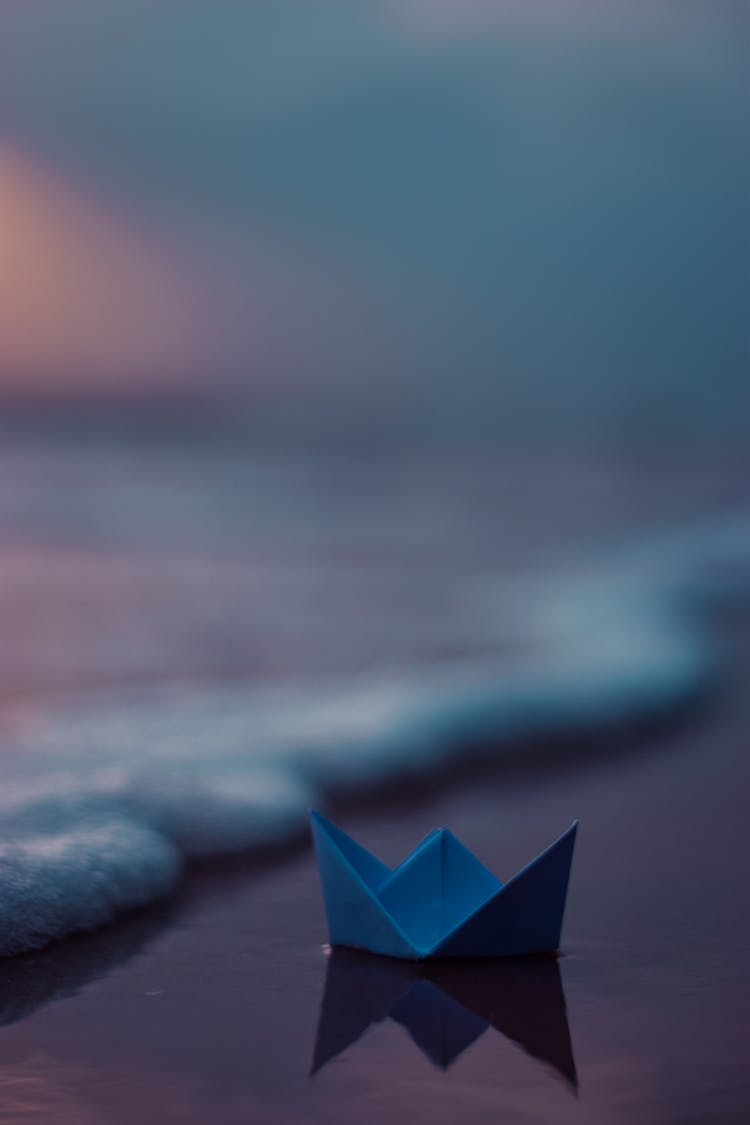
[0,143,215,391]
[0,1,745,434]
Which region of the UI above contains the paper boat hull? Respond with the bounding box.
[310,812,577,960]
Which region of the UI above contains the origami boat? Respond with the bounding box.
[310,811,577,960]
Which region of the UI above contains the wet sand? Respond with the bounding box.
[0,622,748,1124]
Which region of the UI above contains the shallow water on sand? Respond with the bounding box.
[1,419,749,956]
[0,418,748,1121]
[0,622,748,1123]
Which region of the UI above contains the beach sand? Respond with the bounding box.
[1,621,748,1124]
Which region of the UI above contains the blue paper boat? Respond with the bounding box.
[310,811,578,959]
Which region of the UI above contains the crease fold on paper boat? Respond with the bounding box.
[310,810,577,959]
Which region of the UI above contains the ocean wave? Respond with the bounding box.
[0,513,748,957]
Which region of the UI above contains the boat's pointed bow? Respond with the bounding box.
[310,811,416,959]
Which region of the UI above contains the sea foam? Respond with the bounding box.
[0,514,748,956]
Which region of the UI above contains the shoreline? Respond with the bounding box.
[2,510,748,959]
[0,618,748,1121]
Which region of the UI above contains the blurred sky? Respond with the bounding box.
[0,1,747,449]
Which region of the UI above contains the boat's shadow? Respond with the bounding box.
[311,947,578,1089]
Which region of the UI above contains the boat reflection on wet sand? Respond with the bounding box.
[311,946,577,1089]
